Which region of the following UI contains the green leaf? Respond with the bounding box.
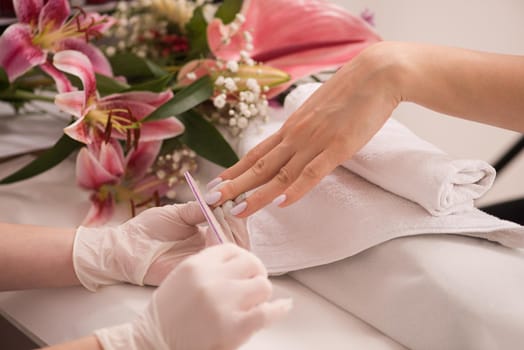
[215,0,243,24]
[109,53,168,81]
[95,73,130,95]
[144,76,213,122]
[185,5,210,58]
[0,134,83,185]
[0,67,9,90]
[177,110,238,167]
[125,73,173,93]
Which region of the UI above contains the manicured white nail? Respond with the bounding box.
[205,191,222,205]
[206,177,223,190]
[230,201,247,216]
[272,194,287,207]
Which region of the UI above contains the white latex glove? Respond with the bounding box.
[73,201,210,291]
[95,243,293,350]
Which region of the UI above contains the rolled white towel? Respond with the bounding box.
[282,83,496,216]
[248,167,524,275]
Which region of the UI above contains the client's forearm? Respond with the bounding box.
[42,335,103,350]
[0,223,80,291]
[387,41,524,132]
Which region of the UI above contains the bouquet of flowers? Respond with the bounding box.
[0,0,380,225]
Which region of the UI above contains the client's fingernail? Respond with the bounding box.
[230,201,247,216]
[206,177,223,190]
[205,191,222,205]
[272,194,287,207]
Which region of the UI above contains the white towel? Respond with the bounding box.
[248,167,524,275]
[283,83,496,216]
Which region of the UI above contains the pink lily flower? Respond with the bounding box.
[76,139,167,226]
[207,0,382,93]
[53,50,184,145]
[0,0,115,88]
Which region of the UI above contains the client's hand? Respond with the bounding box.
[73,201,211,291]
[206,42,400,217]
[95,244,293,350]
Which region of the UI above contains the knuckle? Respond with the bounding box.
[250,158,266,176]
[276,167,292,185]
[245,147,264,164]
[302,164,320,180]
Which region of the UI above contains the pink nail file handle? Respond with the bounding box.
[184,171,228,244]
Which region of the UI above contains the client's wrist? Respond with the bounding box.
[343,41,411,106]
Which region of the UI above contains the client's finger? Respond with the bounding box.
[218,132,283,183]
[210,141,294,206]
[231,148,318,217]
[281,150,340,206]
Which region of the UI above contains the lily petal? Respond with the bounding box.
[177,59,217,86]
[98,99,156,120]
[101,90,174,108]
[64,117,91,144]
[0,24,46,81]
[40,61,74,93]
[99,141,125,178]
[55,90,85,117]
[38,0,70,33]
[77,12,117,36]
[59,39,113,76]
[53,50,97,107]
[76,146,120,189]
[140,118,185,142]
[13,0,42,26]
[125,141,162,180]
[82,194,115,227]
[208,0,381,83]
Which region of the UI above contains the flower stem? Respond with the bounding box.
[0,89,55,103]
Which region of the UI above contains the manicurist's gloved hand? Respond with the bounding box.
[73,201,210,291]
[95,243,293,350]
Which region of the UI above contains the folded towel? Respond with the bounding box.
[247,167,524,274]
[283,83,496,216]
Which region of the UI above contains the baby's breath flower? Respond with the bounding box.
[246,78,260,94]
[237,117,248,129]
[243,31,253,43]
[224,77,238,92]
[213,93,227,109]
[235,13,246,23]
[226,60,239,73]
[215,75,225,86]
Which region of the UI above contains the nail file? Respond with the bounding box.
[184,171,228,244]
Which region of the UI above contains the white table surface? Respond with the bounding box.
[0,117,406,349]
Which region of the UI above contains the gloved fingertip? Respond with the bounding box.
[182,201,207,225]
[244,297,293,332]
[265,298,294,323]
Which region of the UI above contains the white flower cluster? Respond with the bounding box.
[104,0,169,58]
[219,12,254,59]
[150,146,198,199]
[212,73,269,136]
[150,0,202,30]
[206,13,272,136]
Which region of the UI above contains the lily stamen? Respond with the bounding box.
[104,110,113,142]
